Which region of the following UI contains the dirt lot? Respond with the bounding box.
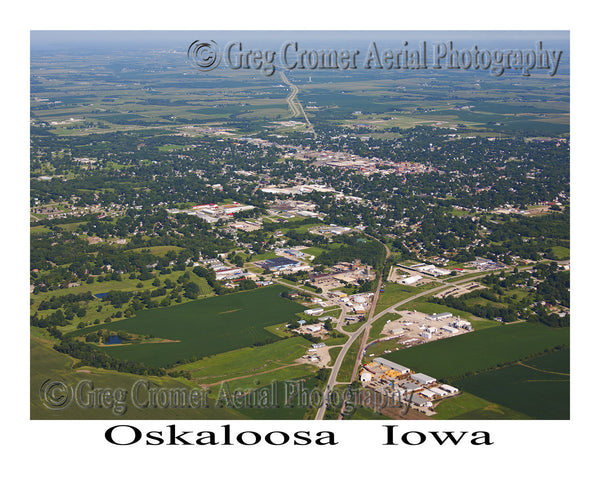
[380,310,470,346]
[387,266,436,286]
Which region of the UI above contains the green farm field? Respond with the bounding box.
[68,285,304,367]
[383,322,569,380]
[454,349,570,419]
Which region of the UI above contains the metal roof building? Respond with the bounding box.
[411,396,433,407]
[258,256,301,271]
[426,312,453,321]
[430,387,448,397]
[440,384,459,394]
[411,372,437,384]
[399,381,421,392]
[373,357,411,374]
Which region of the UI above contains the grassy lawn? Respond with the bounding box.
[210,363,319,397]
[213,367,321,419]
[364,338,403,358]
[127,245,184,256]
[368,312,402,342]
[32,267,210,307]
[176,336,311,383]
[264,323,295,338]
[344,320,366,333]
[337,336,361,383]
[250,251,279,262]
[346,406,393,420]
[32,268,216,332]
[30,336,245,420]
[302,247,326,257]
[324,334,349,346]
[328,346,342,365]
[433,392,531,420]
[375,282,441,315]
[549,245,570,260]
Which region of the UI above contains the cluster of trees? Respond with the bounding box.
[315,236,386,271]
[192,266,257,296]
[432,293,520,323]
[38,292,93,314]
[53,339,166,376]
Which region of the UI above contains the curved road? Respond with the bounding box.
[315,258,526,419]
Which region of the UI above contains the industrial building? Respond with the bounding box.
[440,384,459,394]
[426,312,453,321]
[411,373,437,385]
[215,267,244,280]
[399,381,421,392]
[441,325,459,334]
[373,357,410,374]
[411,396,433,408]
[451,319,472,330]
[401,275,423,285]
[257,256,301,271]
[304,308,324,316]
[414,264,452,277]
[430,387,448,397]
[420,389,436,399]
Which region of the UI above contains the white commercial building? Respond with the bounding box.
[304,308,324,316]
[401,275,422,285]
[426,312,453,321]
[306,324,323,333]
[415,264,451,277]
[440,384,459,394]
[215,267,244,280]
[452,319,472,330]
[420,389,436,399]
[411,396,433,408]
[430,387,448,397]
[411,373,437,385]
[441,325,459,334]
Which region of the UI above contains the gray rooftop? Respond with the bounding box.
[411,372,437,384]
[373,357,410,372]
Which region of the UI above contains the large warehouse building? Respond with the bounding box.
[257,256,301,271]
[373,357,411,374]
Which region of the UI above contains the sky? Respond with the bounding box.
[30,30,570,53]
